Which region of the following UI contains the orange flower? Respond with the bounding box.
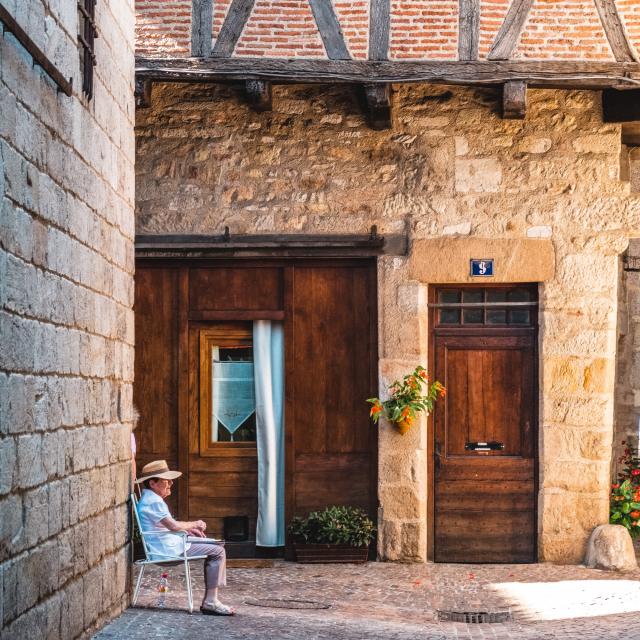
[370,404,383,417]
[419,370,428,380]
[631,511,640,519]
[401,407,410,418]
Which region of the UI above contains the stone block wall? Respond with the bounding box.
[0,1,135,637]
[136,83,640,563]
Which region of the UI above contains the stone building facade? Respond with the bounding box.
[135,80,640,563]
[0,1,135,638]
[132,0,640,567]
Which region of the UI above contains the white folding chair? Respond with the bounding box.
[131,493,207,613]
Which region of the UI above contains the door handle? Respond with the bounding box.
[465,441,504,451]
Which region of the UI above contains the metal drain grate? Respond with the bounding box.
[437,609,511,624]
[245,598,331,610]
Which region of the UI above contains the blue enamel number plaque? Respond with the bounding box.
[470,259,494,277]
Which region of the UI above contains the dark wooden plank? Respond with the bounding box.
[189,267,283,311]
[308,0,351,60]
[603,89,640,122]
[191,0,213,56]
[134,267,179,459]
[136,57,640,89]
[211,0,256,58]
[295,453,370,472]
[369,0,390,61]
[190,496,257,517]
[363,83,393,130]
[487,0,535,61]
[283,265,295,556]
[458,0,479,61]
[177,268,190,520]
[245,80,272,112]
[502,80,527,119]
[593,0,639,63]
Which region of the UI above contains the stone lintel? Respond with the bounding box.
[409,237,555,283]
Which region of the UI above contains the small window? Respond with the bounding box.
[77,0,97,99]
[434,286,537,327]
[199,324,257,455]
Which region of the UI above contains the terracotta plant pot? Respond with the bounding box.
[394,416,413,434]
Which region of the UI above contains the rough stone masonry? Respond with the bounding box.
[0,1,135,638]
[136,82,640,564]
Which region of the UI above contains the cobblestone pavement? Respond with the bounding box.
[94,561,640,640]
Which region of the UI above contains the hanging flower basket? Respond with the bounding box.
[367,366,445,435]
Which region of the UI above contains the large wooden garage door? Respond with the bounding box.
[134,260,378,555]
[431,285,538,563]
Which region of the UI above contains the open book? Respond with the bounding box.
[187,536,224,544]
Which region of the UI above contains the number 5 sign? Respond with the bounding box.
[470,259,494,277]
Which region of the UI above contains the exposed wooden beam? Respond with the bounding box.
[308,0,351,60]
[211,0,256,58]
[369,0,390,61]
[488,0,534,61]
[603,89,640,122]
[136,57,640,90]
[502,81,527,119]
[246,80,272,111]
[135,78,152,108]
[363,83,392,129]
[593,0,639,63]
[458,0,480,61]
[191,0,213,56]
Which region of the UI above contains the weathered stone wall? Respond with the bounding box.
[136,83,640,564]
[0,1,135,637]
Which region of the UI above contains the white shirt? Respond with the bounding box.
[137,489,191,559]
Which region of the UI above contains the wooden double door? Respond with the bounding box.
[134,259,378,555]
[431,285,538,563]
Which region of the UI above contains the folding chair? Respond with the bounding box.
[131,493,207,613]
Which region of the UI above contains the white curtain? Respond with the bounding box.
[253,320,285,546]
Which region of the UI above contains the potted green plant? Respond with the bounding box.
[367,365,445,435]
[288,506,376,563]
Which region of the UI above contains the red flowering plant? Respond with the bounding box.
[367,366,445,434]
[610,441,640,538]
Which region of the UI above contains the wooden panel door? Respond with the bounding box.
[289,264,378,525]
[432,286,537,563]
[134,265,180,513]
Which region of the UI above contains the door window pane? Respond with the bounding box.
[211,346,256,442]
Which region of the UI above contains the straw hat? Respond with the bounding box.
[136,460,182,483]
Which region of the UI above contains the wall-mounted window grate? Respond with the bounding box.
[78,0,97,99]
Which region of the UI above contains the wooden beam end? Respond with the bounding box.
[364,83,393,130]
[135,79,152,109]
[603,89,640,123]
[502,81,527,120]
[246,80,272,112]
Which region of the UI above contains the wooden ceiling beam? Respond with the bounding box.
[136,58,640,90]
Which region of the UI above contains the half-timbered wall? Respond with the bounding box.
[135,0,640,61]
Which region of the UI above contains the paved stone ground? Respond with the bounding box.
[93,559,640,640]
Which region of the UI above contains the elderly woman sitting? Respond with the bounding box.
[136,460,234,615]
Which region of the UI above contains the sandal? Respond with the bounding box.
[200,601,235,616]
